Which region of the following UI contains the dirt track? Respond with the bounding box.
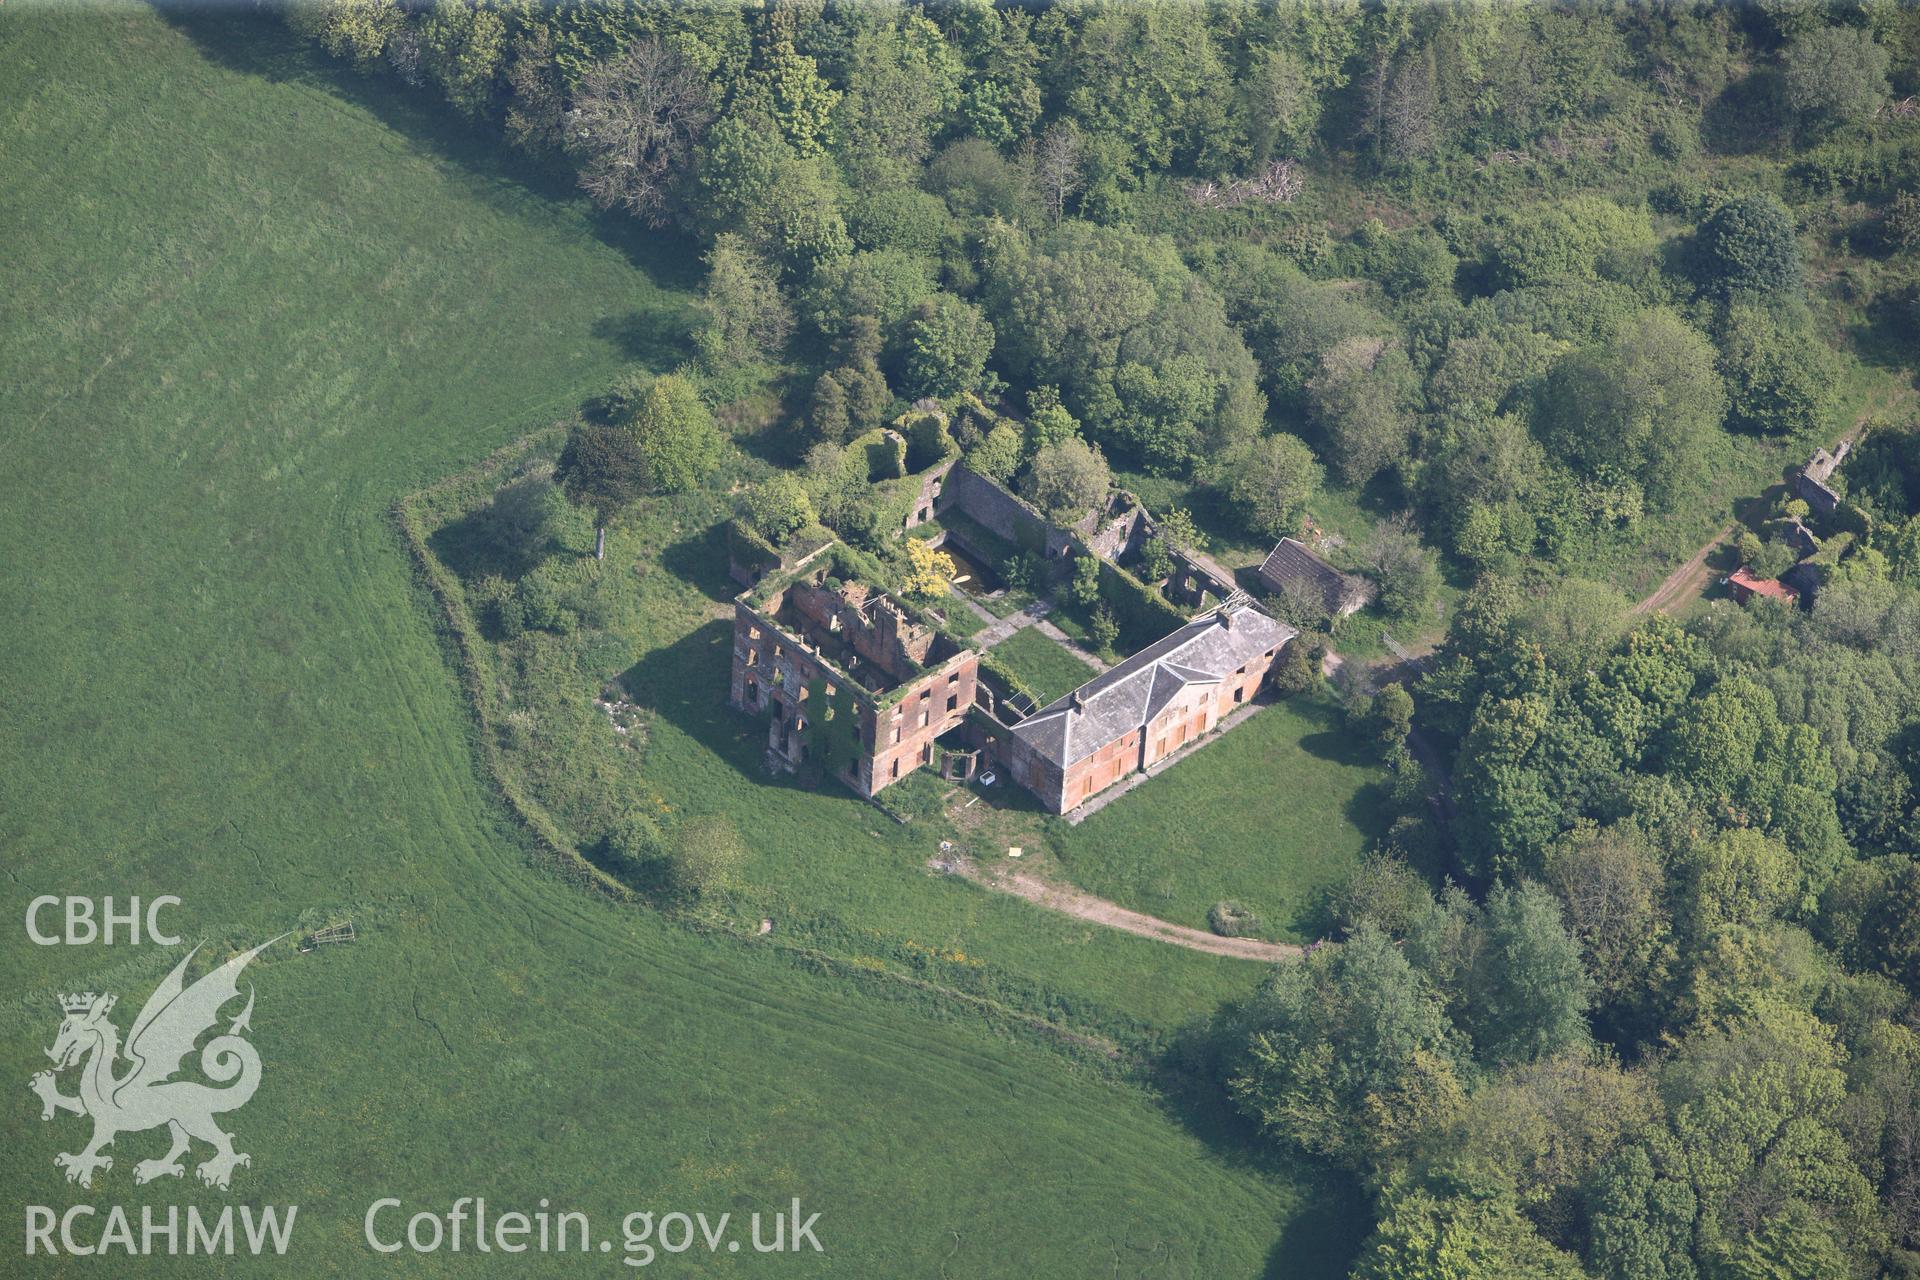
[935,855,1303,962]
[1630,530,1730,617]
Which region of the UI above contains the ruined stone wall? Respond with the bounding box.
[855,651,979,796]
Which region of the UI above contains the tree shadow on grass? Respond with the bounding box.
[1263,1188,1372,1280]
[154,7,705,293]
[1849,292,1920,378]
[659,523,739,603]
[728,382,815,469]
[1295,699,1385,772]
[1341,779,1396,842]
[615,620,822,802]
[592,309,696,367]
[428,507,549,584]
[1146,1025,1369,1279]
[1702,70,1789,157]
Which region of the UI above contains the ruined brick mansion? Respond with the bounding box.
[729,514,1296,816]
[730,555,979,799]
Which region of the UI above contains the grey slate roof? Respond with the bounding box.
[1009,604,1295,768]
[1255,538,1375,616]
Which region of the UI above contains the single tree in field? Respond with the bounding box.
[504,30,566,157]
[1717,304,1836,437]
[1367,684,1415,752]
[1211,433,1323,540]
[901,295,995,400]
[1088,605,1119,653]
[1269,634,1318,697]
[1371,43,1442,165]
[966,421,1023,483]
[1228,924,1466,1174]
[1886,190,1920,256]
[477,476,559,576]
[568,39,715,224]
[1154,507,1206,553]
[809,372,852,443]
[1026,398,1081,455]
[1699,195,1803,299]
[287,0,401,72]
[419,1,506,119]
[1021,437,1110,525]
[630,374,723,494]
[694,233,794,371]
[1463,881,1592,1066]
[555,421,647,559]
[1307,335,1419,487]
[1362,517,1440,622]
[743,6,839,158]
[1066,553,1102,608]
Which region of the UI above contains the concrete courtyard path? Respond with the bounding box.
[969,597,1052,648]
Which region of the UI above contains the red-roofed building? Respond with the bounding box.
[1726,567,1798,606]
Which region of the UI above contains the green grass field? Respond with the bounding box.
[985,627,1101,704]
[1051,696,1392,943]
[0,9,1362,1276]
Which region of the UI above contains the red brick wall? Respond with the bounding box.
[860,652,978,796]
[731,601,980,797]
[1058,728,1144,810]
[1045,649,1281,814]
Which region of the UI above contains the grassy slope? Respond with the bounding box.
[1051,696,1392,943]
[0,9,1359,1276]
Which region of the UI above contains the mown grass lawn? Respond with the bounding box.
[987,626,1101,703]
[0,9,1361,1276]
[1051,695,1393,943]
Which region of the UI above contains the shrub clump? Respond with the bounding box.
[1208,900,1264,938]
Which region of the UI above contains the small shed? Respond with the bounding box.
[1726,567,1798,606]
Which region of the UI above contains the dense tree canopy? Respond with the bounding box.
[1020,436,1110,525]
[1534,310,1727,515]
[982,221,1263,474]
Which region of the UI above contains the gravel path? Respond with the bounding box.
[933,853,1303,962]
[971,599,1050,648]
